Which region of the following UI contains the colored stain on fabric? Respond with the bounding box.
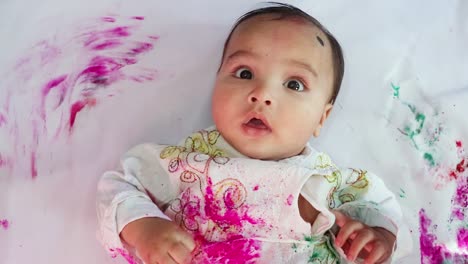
[451,176,468,221]
[424,153,435,167]
[90,40,123,51]
[69,98,97,131]
[399,188,406,198]
[197,236,261,263]
[419,209,468,263]
[391,82,400,98]
[457,228,468,250]
[101,17,116,23]
[204,178,258,229]
[0,219,9,230]
[286,194,294,206]
[109,248,137,264]
[0,113,6,127]
[419,209,445,264]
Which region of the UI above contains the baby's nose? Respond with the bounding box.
[249,95,271,106]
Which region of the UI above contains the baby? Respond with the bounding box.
[97,3,407,264]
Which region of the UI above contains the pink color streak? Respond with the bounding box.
[31,151,37,178]
[101,17,116,23]
[458,228,468,250]
[130,42,153,55]
[197,236,261,263]
[131,16,144,20]
[0,219,9,230]
[90,40,122,51]
[286,194,294,206]
[109,248,137,264]
[0,113,6,127]
[69,98,97,131]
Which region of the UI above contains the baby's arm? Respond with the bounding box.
[96,143,195,263]
[300,166,411,263]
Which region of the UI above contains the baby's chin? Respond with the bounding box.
[236,143,301,161]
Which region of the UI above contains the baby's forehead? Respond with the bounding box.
[235,14,327,45]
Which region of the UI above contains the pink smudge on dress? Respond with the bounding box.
[0,219,9,230]
[109,248,137,264]
[196,235,261,263]
[286,194,294,206]
[188,176,262,261]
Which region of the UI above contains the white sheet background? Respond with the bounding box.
[0,0,467,263]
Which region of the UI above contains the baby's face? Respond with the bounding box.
[212,14,335,160]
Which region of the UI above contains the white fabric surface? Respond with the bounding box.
[0,0,467,263]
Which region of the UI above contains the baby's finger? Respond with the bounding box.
[168,242,193,264]
[364,242,386,264]
[346,230,374,262]
[177,231,196,252]
[333,210,349,228]
[335,221,364,247]
[153,254,177,264]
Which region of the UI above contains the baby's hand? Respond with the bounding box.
[120,217,195,264]
[333,211,396,264]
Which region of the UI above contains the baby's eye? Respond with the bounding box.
[284,79,305,91]
[234,67,253,79]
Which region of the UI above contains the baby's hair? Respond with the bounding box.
[221,2,344,104]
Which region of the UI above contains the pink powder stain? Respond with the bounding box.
[451,176,468,221]
[204,178,258,229]
[420,209,468,263]
[0,113,6,127]
[286,194,294,206]
[181,176,263,262]
[90,39,123,51]
[457,228,468,250]
[30,151,37,178]
[83,26,131,48]
[253,185,259,191]
[419,209,446,264]
[109,248,137,264]
[101,17,116,23]
[129,42,153,55]
[40,75,68,120]
[0,219,9,230]
[131,16,145,20]
[69,98,96,131]
[0,154,6,167]
[196,236,261,263]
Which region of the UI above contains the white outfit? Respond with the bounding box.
[96,127,411,263]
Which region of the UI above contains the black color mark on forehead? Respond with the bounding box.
[316,36,324,46]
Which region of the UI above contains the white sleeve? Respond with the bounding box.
[96,143,178,251]
[332,170,413,263]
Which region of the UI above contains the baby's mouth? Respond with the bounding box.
[245,118,270,130]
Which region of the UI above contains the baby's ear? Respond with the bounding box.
[313,103,333,137]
